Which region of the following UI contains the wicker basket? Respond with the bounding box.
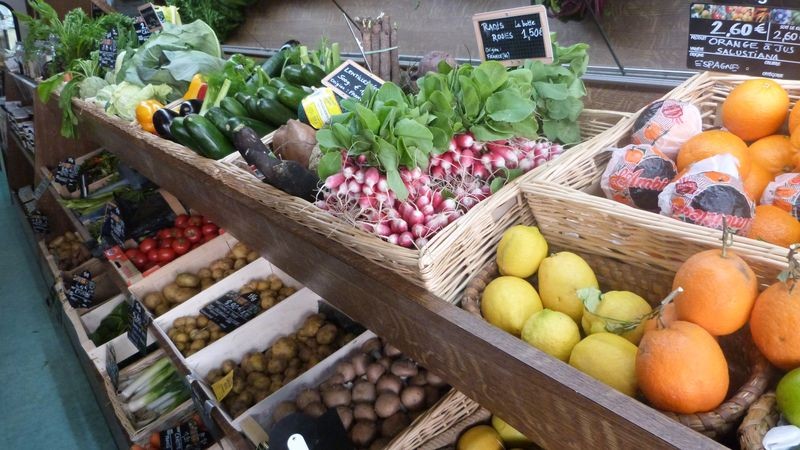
[739,392,780,450]
[415,407,492,450]
[387,389,482,450]
[538,72,800,262]
[75,98,627,303]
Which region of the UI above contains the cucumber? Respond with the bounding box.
[184,114,235,160]
[220,97,248,118]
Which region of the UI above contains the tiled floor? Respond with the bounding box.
[0,173,116,449]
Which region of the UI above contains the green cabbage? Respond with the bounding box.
[90,82,172,122]
[79,76,109,99]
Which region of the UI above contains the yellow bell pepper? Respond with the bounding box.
[184,74,205,100]
[135,100,164,134]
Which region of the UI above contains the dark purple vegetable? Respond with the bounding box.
[153,108,179,140]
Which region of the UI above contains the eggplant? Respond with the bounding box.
[233,125,318,201]
[179,99,203,116]
[153,108,179,140]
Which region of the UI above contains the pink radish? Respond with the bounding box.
[364,167,380,187]
[406,209,424,226]
[387,234,399,245]
[411,223,427,238]
[398,232,414,248]
[415,237,429,248]
[390,218,408,234]
[455,133,474,149]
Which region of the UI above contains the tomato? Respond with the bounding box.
[139,238,157,253]
[201,223,219,236]
[124,248,141,260]
[174,214,189,229]
[218,228,225,235]
[169,227,183,238]
[203,216,214,225]
[156,228,171,240]
[147,249,161,262]
[171,237,191,255]
[159,238,173,248]
[131,253,148,268]
[157,247,176,263]
[173,228,184,238]
[188,215,204,227]
[184,226,202,243]
[143,260,158,271]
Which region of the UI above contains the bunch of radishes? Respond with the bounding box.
[429,133,564,180]
[315,133,566,248]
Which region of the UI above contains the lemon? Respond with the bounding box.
[521,309,581,362]
[491,415,533,447]
[496,225,549,278]
[457,425,504,450]
[538,252,599,323]
[569,333,639,397]
[482,276,543,336]
[579,288,653,345]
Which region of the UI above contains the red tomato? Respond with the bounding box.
[147,249,161,262]
[139,238,157,254]
[157,248,176,263]
[168,227,182,238]
[173,228,184,238]
[201,224,219,236]
[131,253,148,268]
[188,215,203,227]
[171,237,191,255]
[218,228,225,235]
[202,216,214,225]
[124,248,141,260]
[184,226,202,243]
[156,229,171,240]
[143,260,158,271]
[174,214,189,229]
[159,238,173,248]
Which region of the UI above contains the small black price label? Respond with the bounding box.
[28,210,49,234]
[54,157,79,192]
[200,291,261,332]
[687,2,800,79]
[159,418,214,450]
[135,16,152,44]
[128,298,151,355]
[472,5,553,66]
[66,270,96,308]
[101,202,126,247]
[99,28,118,70]
[321,60,384,100]
[106,344,120,390]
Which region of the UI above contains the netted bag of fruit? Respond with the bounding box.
[631,99,703,161]
[600,144,677,212]
[761,173,800,220]
[658,154,755,235]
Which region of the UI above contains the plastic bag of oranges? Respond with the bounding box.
[658,154,755,235]
[601,144,677,212]
[631,99,703,161]
[761,173,800,219]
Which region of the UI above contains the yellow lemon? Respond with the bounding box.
[579,288,653,345]
[457,425,504,450]
[521,309,581,362]
[482,276,543,336]
[496,225,549,278]
[538,252,599,323]
[491,415,533,447]
[569,333,639,397]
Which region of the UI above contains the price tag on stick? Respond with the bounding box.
[321,59,384,100]
[211,369,234,402]
[687,2,800,79]
[128,298,151,355]
[54,157,79,192]
[472,5,553,66]
[66,271,96,308]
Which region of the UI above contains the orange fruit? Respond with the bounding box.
[748,205,800,247]
[677,130,751,178]
[643,302,677,334]
[743,163,774,202]
[637,320,729,414]
[750,135,798,175]
[750,279,800,370]
[672,249,758,336]
[722,78,789,142]
[792,128,800,151]
[790,102,800,134]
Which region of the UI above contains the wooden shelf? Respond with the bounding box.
[70,98,727,449]
[9,127,34,168]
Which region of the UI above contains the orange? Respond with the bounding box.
[750,135,797,175]
[643,302,677,334]
[672,249,758,336]
[637,320,729,414]
[722,78,789,142]
[743,163,774,202]
[750,279,800,370]
[790,102,800,134]
[748,205,800,247]
[792,127,800,151]
[677,130,751,178]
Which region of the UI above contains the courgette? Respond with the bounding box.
[268,77,291,90]
[169,117,201,153]
[220,97,248,118]
[184,114,235,160]
[301,64,327,87]
[282,65,305,85]
[256,98,296,127]
[226,117,274,137]
[204,107,235,136]
[255,86,278,101]
[277,85,308,111]
[261,42,298,78]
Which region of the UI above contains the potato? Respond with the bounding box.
[200,277,215,290]
[207,369,222,384]
[299,314,325,337]
[175,273,200,288]
[249,373,271,390]
[284,366,300,382]
[279,287,297,298]
[316,344,334,359]
[267,358,288,374]
[197,268,212,279]
[271,337,298,360]
[232,243,249,259]
[232,375,247,394]
[210,330,223,341]
[245,353,267,373]
[196,315,209,328]
[269,278,283,291]
[211,268,224,280]
[260,295,276,310]
[270,379,284,393]
[234,258,247,270]
[316,324,338,345]
[256,280,269,291]
[143,292,165,310]
[167,328,179,340]
[246,251,259,263]
[184,316,197,329]
[222,269,235,278]
[189,339,206,351]
[210,258,233,271]
[175,342,187,352]
[221,359,237,374]
[174,333,189,344]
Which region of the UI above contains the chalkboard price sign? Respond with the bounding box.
[101,202,126,247]
[159,419,214,450]
[472,5,553,66]
[54,157,79,192]
[687,3,800,79]
[66,271,96,309]
[200,291,261,332]
[321,60,385,100]
[135,17,152,44]
[128,298,151,355]
[28,210,48,234]
[99,28,118,70]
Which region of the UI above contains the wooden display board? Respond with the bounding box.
[472,5,553,66]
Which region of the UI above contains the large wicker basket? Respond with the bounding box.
[538,72,800,265]
[738,391,780,450]
[75,98,627,303]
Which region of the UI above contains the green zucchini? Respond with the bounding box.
[169,117,201,153]
[282,65,305,85]
[277,85,307,111]
[204,107,235,138]
[220,97,248,118]
[301,64,327,87]
[226,117,274,137]
[184,114,235,160]
[262,49,289,78]
[255,86,278,101]
[268,77,291,90]
[256,98,296,127]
